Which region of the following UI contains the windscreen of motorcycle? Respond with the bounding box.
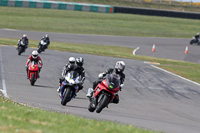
[106,73,120,90]
[65,71,80,84]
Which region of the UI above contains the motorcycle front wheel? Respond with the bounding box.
[18,47,23,55]
[30,73,35,86]
[96,94,110,113]
[61,87,73,106]
[37,46,42,54]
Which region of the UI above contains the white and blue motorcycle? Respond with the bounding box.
[60,70,83,106]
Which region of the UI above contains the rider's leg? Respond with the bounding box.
[112,93,119,104]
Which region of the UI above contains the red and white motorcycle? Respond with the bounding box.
[88,73,120,113]
[27,61,40,86]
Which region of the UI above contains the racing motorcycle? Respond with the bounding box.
[27,61,40,86]
[37,40,48,54]
[17,39,27,55]
[190,37,200,45]
[60,70,83,106]
[88,73,120,113]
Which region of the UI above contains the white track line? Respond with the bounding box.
[132,47,140,55]
[0,47,8,98]
[151,65,200,87]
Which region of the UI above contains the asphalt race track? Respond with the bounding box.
[0,29,200,133]
[1,29,200,63]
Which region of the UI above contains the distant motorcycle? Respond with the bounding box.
[190,37,200,45]
[37,40,48,54]
[60,70,83,106]
[17,39,27,55]
[88,73,120,113]
[27,61,39,86]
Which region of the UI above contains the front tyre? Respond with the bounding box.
[38,46,42,54]
[190,40,194,45]
[30,73,35,86]
[96,94,110,113]
[61,87,73,106]
[18,46,23,55]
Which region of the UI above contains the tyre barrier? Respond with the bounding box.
[0,0,114,13]
[114,6,200,19]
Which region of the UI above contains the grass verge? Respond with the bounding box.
[0,7,199,38]
[1,37,200,84]
[0,96,157,133]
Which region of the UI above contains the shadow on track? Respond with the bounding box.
[66,105,88,110]
[34,84,55,89]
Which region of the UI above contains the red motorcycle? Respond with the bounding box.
[28,61,39,86]
[88,73,120,113]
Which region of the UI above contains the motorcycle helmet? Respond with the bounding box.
[32,50,38,59]
[76,57,84,67]
[69,57,75,64]
[22,34,27,38]
[45,34,49,38]
[115,61,125,73]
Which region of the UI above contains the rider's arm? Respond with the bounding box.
[80,69,85,83]
[119,73,125,91]
[26,39,29,45]
[25,55,32,66]
[98,68,112,78]
[38,56,43,67]
[61,66,67,78]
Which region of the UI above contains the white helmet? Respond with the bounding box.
[115,61,125,73]
[32,50,38,59]
[45,34,49,38]
[69,57,75,64]
[22,34,27,38]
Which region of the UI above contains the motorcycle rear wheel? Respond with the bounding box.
[88,102,96,112]
[96,94,110,113]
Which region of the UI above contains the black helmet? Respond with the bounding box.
[76,57,84,67]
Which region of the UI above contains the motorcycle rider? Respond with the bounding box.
[17,34,29,50]
[57,57,85,99]
[57,56,76,94]
[86,61,125,104]
[38,34,50,50]
[25,50,43,79]
[194,32,200,43]
[74,57,85,92]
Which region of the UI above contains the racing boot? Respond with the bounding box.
[86,88,93,98]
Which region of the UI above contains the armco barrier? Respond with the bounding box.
[0,0,114,13]
[114,6,200,19]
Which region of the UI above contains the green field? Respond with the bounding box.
[0,7,199,38]
[0,6,200,133]
[0,95,157,133]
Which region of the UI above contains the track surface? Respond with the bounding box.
[1,29,200,133]
[1,29,200,63]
